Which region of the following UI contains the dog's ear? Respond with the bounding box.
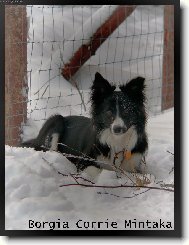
[91,72,115,103]
[120,77,146,104]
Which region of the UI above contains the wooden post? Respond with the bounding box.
[162,5,174,111]
[62,5,136,80]
[5,6,27,146]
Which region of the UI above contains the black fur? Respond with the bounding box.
[21,72,148,171]
[23,115,65,151]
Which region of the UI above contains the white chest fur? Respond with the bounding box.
[98,126,138,167]
[99,126,138,153]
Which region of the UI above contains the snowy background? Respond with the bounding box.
[5,5,175,231]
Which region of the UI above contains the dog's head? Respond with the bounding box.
[91,72,147,134]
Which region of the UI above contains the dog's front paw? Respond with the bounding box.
[84,166,102,181]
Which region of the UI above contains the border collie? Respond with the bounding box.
[22,72,148,177]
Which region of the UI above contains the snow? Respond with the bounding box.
[5,109,174,230]
[26,5,164,128]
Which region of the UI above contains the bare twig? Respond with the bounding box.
[167,150,174,156]
[57,142,89,158]
[41,85,49,98]
[59,182,174,192]
[42,157,68,177]
[42,157,95,184]
[70,173,80,184]
[73,175,95,185]
[70,77,87,112]
[33,74,60,95]
[160,183,174,188]
[42,156,174,197]
[97,188,150,199]
[169,166,174,174]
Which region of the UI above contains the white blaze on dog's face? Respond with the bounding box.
[105,95,138,152]
[110,96,127,135]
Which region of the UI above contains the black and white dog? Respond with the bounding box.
[22,72,148,177]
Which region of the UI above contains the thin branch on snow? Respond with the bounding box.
[169,166,174,174]
[167,150,174,156]
[58,182,174,192]
[41,143,115,171]
[42,144,145,189]
[42,157,95,184]
[42,145,174,195]
[42,156,174,200]
[97,188,151,199]
[70,173,80,185]
[56,143,147,186]
[72,174,95,185]
[43,150,145,187]
[160,183,174,188]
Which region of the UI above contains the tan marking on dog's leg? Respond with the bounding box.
[121,153,143,173]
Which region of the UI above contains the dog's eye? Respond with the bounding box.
[106,111,114,121]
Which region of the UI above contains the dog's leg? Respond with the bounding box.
[49,133,59,151]
[120,153,144,173]
[84,166,102,179]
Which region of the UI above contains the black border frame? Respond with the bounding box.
[0,0,181,238]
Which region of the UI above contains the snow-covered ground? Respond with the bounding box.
[5,109,174,231]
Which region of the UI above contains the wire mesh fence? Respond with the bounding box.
[5,5,174,146]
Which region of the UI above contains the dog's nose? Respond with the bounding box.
[113,125,126,134]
